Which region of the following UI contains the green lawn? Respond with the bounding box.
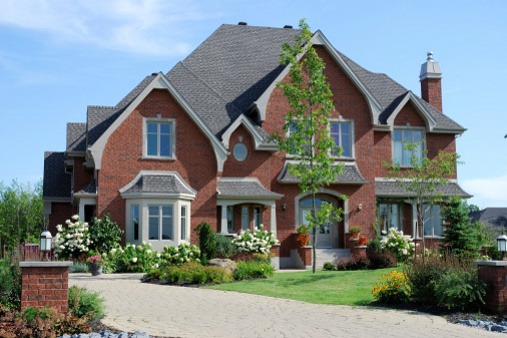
[206,267,401,306]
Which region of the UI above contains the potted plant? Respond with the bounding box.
[297,225,311,246]
[348,226,361,240]
[357,235,368,247]
[87,254,103,276]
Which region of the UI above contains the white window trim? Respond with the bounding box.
[125,198,191,251]
[329,119,355,159]
[392,127,425,168]
[143,117,176,160]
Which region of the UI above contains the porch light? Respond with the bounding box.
[497,233,507,260]
[40,229,52,261]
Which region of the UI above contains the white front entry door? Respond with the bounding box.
[300,197,335,248]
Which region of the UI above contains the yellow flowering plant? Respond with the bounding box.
[372,270,411,304]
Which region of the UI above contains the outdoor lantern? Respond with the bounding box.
[497,233,507,260]
[40,230,52,261]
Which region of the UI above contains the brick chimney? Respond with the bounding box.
[420,52,442,112]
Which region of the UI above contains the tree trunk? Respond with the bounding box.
[312,192,317,274]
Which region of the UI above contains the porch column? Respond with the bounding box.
[270,203,277,238]
[220,204,229,235]
[78,202,85,221]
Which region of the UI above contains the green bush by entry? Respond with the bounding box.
[68,285,105,320]
[234,260,274,280]
[156,261,233,285]
[0,254,21,310]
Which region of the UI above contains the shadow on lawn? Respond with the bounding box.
[280,273,337,286]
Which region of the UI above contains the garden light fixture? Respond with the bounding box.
[40,224,52,261]
[497,233,507,260]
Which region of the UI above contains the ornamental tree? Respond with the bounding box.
[384,142,458,260]
[274,19,343,273]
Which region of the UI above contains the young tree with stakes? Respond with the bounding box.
[274,19,343,273]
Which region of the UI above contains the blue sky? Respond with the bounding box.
[0,0,506,208]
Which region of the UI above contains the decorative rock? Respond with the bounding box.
[491,324,506,332]
[208,258,237,273]
[58,330,150,338]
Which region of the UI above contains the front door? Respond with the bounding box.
[299,196,336,248]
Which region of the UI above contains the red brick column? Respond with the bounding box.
[351,245,367,260]
[270,244,280,270]
[298,246,312,269]
[19,261,73,314]
[475,260,507,314]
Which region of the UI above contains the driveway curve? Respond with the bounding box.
[70,273,500,338]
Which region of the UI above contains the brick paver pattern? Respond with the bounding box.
[70,273,501,338]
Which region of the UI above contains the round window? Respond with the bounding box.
[233,143,248,161]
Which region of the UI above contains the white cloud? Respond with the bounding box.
[462,173,507,208]
[0,0,215,56]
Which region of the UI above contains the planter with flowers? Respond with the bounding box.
[348,226,361,241]
[87,255,103,276]
[356,235,369,247]
[297,225,311,247]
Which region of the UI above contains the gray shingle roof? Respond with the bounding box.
[75,179,97,195]
[66,123,86,152]
[217,178,283,199]
[167,24,300,137]
[121,174,195,196]
[278,163,367,184]
[338,52,464,131]
[43,152,71,199]
[375,181,471,198]
[470,208,507,229]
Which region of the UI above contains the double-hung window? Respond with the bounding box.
[377,203,402,234]
[393,128,423,166]
[330,121,353,158]
[148,205,174,240]
[423,204,443,237]
[145,118,175,159]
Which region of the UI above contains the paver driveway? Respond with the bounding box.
[70,273,500,338]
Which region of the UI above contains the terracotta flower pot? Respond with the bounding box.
[298,233,311,246]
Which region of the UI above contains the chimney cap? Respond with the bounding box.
[420,51,442,81]
[283,25,293,29]
[238,22,247,26]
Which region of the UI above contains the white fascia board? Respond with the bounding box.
[121,192,196,201]
[119,170,197,196]
[386,92,436,131]
[89,73,228,172]
[311,31,382,125]
[221,115,265,150]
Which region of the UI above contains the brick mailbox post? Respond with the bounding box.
[19,261,73,313]
[475,260,507,314]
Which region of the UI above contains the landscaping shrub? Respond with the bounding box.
[322,262,336,271]
[372,270,411,304]
[104,242,159,273]
[231,225,278,254]
[381,228,414,262]
[366,239,397,269]
[215,234,238,259]
[158,262,233,284]
[53,215,92,260]
[336,256,370,271]
[89,213,123,254]
[69,261,89,273]
[433,268,486,311]
[234,260,274,280]
[195,222,216,263]
[404,253,486,310]
[160,243,201,266]
[68,285,105,320]
[0,253,21,310]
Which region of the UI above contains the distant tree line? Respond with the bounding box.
[0,180,44,254]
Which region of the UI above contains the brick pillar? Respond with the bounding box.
[475,260,507,314]
[270,244,280,270]
[20,261,73,314]
[298,246,312,269]
[351,245,367,260]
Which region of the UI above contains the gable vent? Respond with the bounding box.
[238,22,247,26]
[283,25,293,29]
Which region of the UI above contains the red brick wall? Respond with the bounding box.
[98,89,218,245]
[298,246,312,266]
[421,78,442,112]
[72,156,94,193]
[48,203,75,234]
[20,264,71,313]
[476,263,507,314]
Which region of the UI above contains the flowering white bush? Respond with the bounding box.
[161,243,201,265]
[104,242,157,273]
[53,215,91,260]
[232,225,279,254]
[381,227,415,262]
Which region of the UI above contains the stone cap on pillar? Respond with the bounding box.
[474,260,507,267]
[19,261,73,268]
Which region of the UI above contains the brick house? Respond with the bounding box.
[43,23,470,269]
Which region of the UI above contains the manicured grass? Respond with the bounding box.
[206,267,401,306]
